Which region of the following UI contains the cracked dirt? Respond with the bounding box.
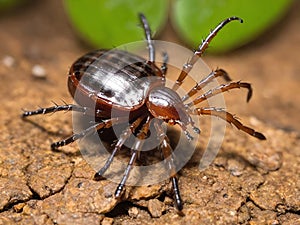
[0,1,299,224]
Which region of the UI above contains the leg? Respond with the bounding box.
[182,69,231,102]
[179,123,194,141]
[22,103,88,117]
[114,116,152,198]
[139,13,155,63]
[160,137,183,212]
[187,81,252,107]
[22,103,105,118]
[51,117,127,149]
[172,17,243,90]
[160,52,168,76]
[154,121,183,211]
[94,115,146,180]
[191,107,266,140]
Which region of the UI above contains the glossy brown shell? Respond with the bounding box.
[68,49,164,118]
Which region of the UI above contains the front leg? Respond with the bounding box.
[192,107,266,140]
[50,117,128,149]
[114,115,152,199]
[154,121,183,212]
[22,103,87,117]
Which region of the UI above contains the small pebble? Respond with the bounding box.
[128,207,139,218]
[13,203,25,212]
[229,210,236,216]
[101,217,114,225]
[2,55,16,68]
[227,158,245,176]
[32,64,47,79]
[148,199,164,218]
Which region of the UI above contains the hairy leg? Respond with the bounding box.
[192,107,266,140]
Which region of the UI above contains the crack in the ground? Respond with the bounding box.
[0,158,75,214]
[0,199,28,214]
[246,196,264,211]
[285,209,300,216]
[243,196,300,219]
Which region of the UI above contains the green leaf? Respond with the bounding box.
[0,0,25,12]
[171,0,293,53]
[63,0,168,48]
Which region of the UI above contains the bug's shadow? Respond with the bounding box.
[22,117,83,157]
[183,146,258,175]
[22,117,62,136]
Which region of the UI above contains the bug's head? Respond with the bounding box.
[146,86,199,140]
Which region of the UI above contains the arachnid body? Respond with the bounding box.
[22,13,266,211]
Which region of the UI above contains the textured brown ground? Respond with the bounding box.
[0,1,299,225]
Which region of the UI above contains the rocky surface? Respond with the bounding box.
[0,1,299,224]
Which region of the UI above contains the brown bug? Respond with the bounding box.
[22,13,266,211]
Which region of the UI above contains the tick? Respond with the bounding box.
[22,13,266,212]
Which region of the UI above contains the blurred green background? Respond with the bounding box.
[63,0,293,53]
[1,0,294,52]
